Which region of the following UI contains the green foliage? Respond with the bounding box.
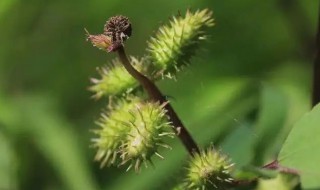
[256,174,300,190]
[252,84,287,165]
[0,1,316,190]
[0,95,98,190]
[89,9,215,174]
[279,103,320,189]
[88,8,240,189]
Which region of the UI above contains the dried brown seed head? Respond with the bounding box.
[104,15,132,43]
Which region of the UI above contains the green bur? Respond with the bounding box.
[90,57,147,98]
[184,147,234,190]
[92,96,174,171]
[148,9,214,78]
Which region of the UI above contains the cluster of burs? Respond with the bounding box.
[86,9,234,190]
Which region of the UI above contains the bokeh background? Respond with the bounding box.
[0,0,318,189]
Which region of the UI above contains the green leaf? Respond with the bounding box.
[0,133,17,189]
[221,123,255,168]
[252,84,287,165]
[278,103,320,189]
[233,165,278,180]
[256,173,300,190]
[0,0,17,17]
[1,95,98,190]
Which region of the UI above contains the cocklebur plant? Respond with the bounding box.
[87,9,237,189]
[92,96,174,171]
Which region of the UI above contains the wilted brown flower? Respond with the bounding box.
[104,15,132,44]
[85,29,113,52]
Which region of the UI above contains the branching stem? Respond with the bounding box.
[117,46,200,155]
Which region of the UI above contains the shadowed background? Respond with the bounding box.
[0,0,317,189]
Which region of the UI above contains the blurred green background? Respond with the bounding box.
[0,0,318,189]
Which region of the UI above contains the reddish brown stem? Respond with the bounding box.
[117,46,200,155]
[263,160,299,175]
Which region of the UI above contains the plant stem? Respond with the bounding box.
[117,46,200,155]
[263,160,299,175]
[231,160,300,188]
[312,3,320,106]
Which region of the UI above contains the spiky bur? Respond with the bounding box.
[185,147,234,190]
[91,97,139,167]
[147,9,214,78]
[119,101,175,172]
[91,96,175,170]
[90,57,148,99]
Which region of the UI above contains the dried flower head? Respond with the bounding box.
[104,15,132,44]
[86,15,132,52]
